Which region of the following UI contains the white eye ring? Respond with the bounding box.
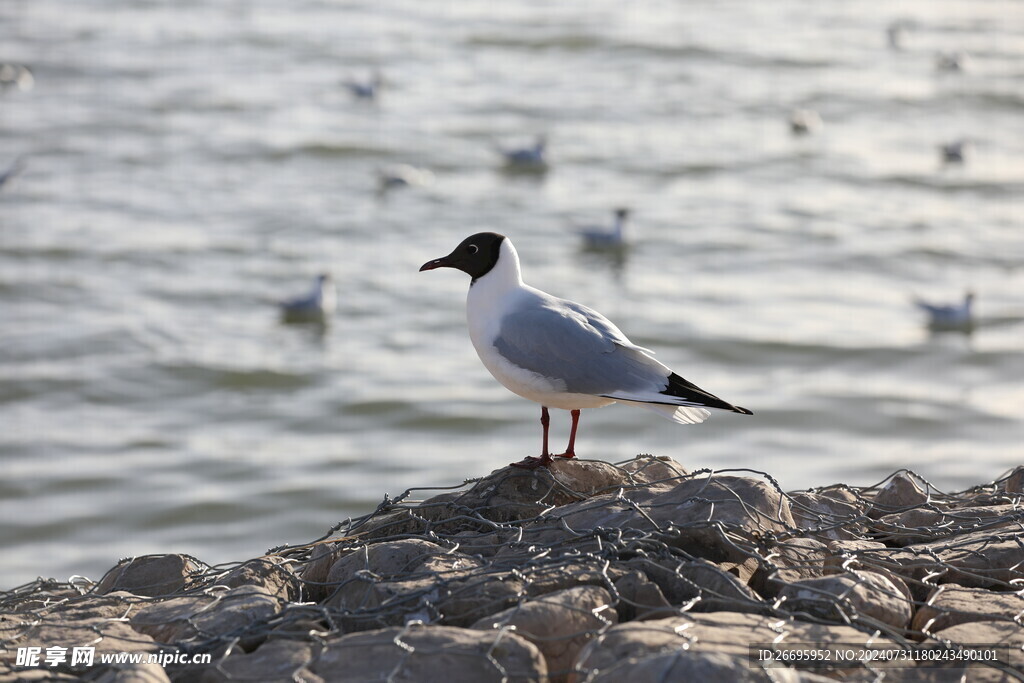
[467,244,479,254]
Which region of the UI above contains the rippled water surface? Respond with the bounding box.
[2,0,1023,586]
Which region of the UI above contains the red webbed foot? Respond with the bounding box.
[510,454,554,469]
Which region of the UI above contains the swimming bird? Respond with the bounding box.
[939,139,970,165]
[498,135,548,170]
[789,109,822,136]
[0,63,33,92]
[577,208,630,249]
[915,291,975,330]
[279,274,336,323]
[420,232,752,469]
[344,71,382,100]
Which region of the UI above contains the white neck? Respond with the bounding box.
[466,238,524,343]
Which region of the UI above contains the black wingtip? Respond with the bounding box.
[663,372,753,416]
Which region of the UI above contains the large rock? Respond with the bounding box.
[0,590,163,676]
[1000,466,1024,495]
[322,538,485,627]
[823,539,888,573]
[358,458,652,541]
[613,571,674,621]
[526,472,795,567]
[872,505,1024,546]
[573,612,899,682]
[298,542,348,602]
[130,585,281,649]
[776,571,913,630]
[472,586,617,683]
[627,557,766,614]
[198,638,319,683]
[926,620,1023,679]
[867,473,931,519]
[912,584,1024,635]
[871,528,1024,591]
[788,487,869,541]
[753,538,832,599]
[215,557,298,600]
[310,624,546,682]
[95,554,207,597]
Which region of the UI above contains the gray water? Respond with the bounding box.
[2,0,1023,588]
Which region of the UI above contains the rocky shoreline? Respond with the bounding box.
[2,455,1023,681]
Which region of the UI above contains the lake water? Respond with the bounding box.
[2,0,1023,587]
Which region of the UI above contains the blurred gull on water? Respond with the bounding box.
[279,274,337,324]
[577,208,631,250]
[497,134,548,171]
[343,71,382,100]
[914,291,975,331]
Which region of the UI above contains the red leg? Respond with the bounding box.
[554,409,580,459]
[511,406,555,469]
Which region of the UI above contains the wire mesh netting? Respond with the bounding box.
[2,454,1024,682]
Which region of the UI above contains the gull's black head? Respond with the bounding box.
[419,232,506,280]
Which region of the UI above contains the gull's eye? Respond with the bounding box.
[467,244,479,255]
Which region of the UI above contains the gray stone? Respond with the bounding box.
[198,638,319,683]
[1001,466,1024,495]
[579,650,807,683]
[298,541,347,602]
[130,586,281,649]
[873,505,1024,546]
[323,538,484,626]
[824,539,888,573]
[216,557,298,600]
[868,473,931,519]
[616,455,690,485]
[95,555,206,598]
[472,586,616,683]
[310,624,546,682]
[574,612,900,682]
[876,528,1024,591]
[528,473,795,568]
[755,538,832,599]
[776,571,913,629]
[788,487,869,541]
[628,557,765,615]
[613,570,674,621]
[912,584,1024,635]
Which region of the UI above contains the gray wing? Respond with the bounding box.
[493,298,668,395]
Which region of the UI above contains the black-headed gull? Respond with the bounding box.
[578,208,630,249]
[420,232,752,469]
[498,135,548,170]
[279,274,336,323]
[344,71,382,100]
[915,291,975,330]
